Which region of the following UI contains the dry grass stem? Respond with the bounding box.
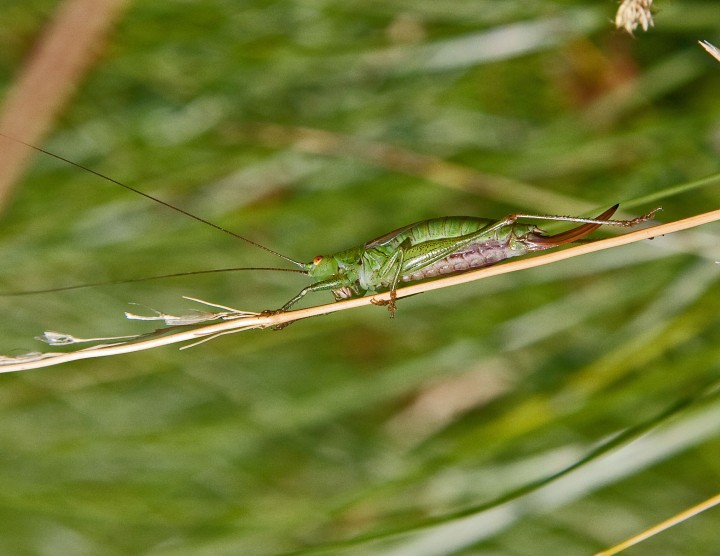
[595,492,720,555]
[699,40,720,63]
[1,208,718,373]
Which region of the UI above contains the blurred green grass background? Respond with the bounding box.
[1,1,720,554]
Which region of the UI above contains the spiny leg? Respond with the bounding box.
[511,205,660,227]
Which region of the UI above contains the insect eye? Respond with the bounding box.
[313,256,324,265]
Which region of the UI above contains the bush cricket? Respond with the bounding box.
[1,135,659,320]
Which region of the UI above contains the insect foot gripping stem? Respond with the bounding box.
[260,309,296,331]
[370,290,398,318]
[614,207,662,227]
[389,290,397,318]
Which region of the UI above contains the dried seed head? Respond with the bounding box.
[615,0,655,35]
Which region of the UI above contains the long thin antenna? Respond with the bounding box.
[0,133,306,268]
[0,266,308,296]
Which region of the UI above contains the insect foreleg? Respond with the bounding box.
[277,276,352,313]
[260,275,354,330]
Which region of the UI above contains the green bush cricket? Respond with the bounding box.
[2,135,659,320]
[278,205,658,319]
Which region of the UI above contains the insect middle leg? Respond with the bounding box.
[371,240,410,318]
